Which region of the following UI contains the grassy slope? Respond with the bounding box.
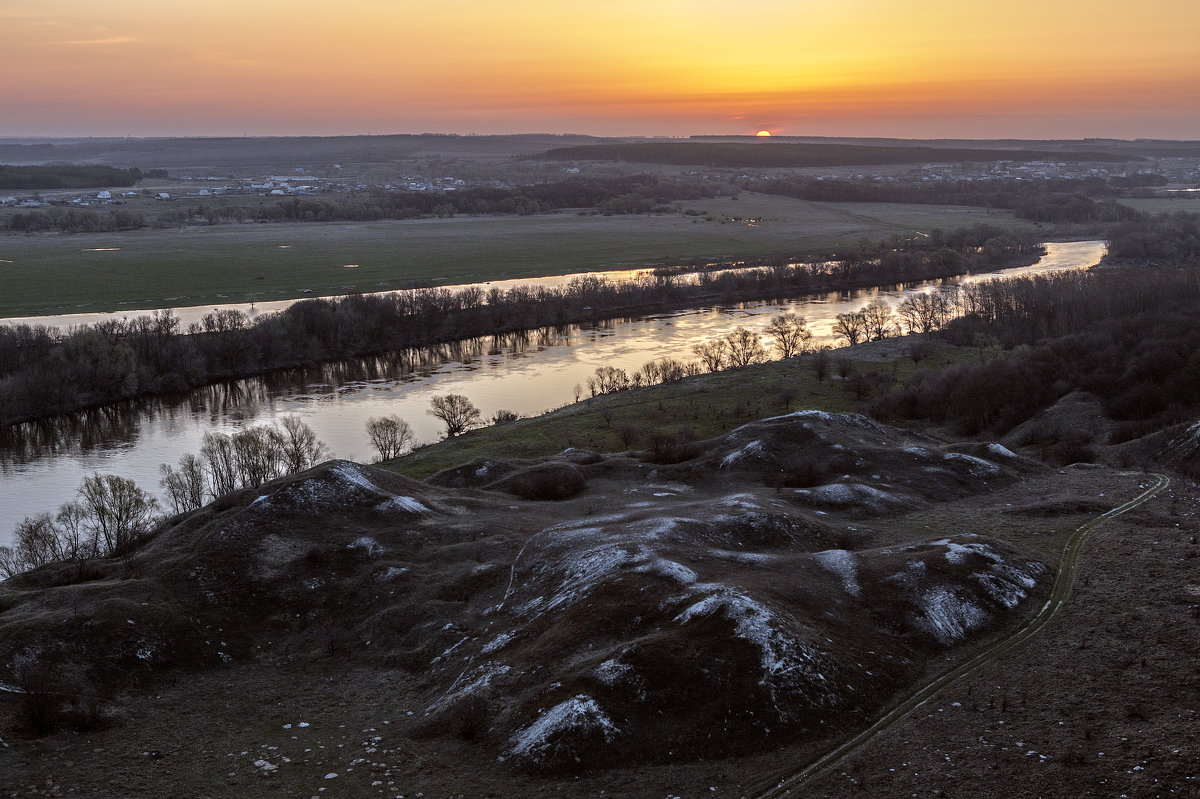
[0,194,1029,317]
[388,340,972,480]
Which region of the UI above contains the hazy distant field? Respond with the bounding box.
[0,194,1029,317]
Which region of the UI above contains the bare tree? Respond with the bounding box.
[3,514,61,576]
[1,475,161,578]
[159,454,207,514]
[365,415,416,460]
[428,394,482,438]
[860,299,896,342]
[273,416,329,474]
[617,424,641,448]
[724,326,768,367]
[76,473,158,556]
[692,339,728,372]
[898,289,958,334]
[907,339,934,365]
[54,502,98,577]
[196,420,327,498]
[898,292,937,334]
[586,366,631,396]
[764,313,814,358]
[1,505,101,579]
[636,358,695,386]
[232,426,284,489]
[833,310,867,346]
[0,545,21,579]
[200,431,239,497]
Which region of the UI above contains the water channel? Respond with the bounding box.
[0,240,1105,546]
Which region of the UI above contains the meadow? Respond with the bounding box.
[1116,195,1200,215]
[0,194,1029,318]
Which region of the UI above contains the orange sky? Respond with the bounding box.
[2,0,1198,139]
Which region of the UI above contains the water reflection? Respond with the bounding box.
[0,241,1106,545]
[0,327,594,469]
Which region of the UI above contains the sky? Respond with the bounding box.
[2,0,1198,140]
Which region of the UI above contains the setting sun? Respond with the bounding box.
[0,1,1198,139]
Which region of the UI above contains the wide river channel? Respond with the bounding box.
[0,241,1105,546]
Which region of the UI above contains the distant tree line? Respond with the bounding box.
[5,174,722,233]
[755,176,1154,226]
[539,142,1138,169]
[0,165,143,190]
[6,207,145,233]
[579,314,817,400]
[0,226,1043,426]
[576,288,971,406]
[217,174,716,224]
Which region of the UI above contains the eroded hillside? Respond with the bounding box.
[1,412,1059,793]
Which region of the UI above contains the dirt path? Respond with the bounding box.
[753,472,1171,799]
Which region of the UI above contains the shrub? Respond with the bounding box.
[642,428,703,464]
[616,424,641,448]
[492,409,520,426]
[496,463,586,501]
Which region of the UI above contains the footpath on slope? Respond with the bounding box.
[753,472,1170,799]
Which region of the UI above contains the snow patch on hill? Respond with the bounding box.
[376,495,429,514]
[987,443,1019,459]
[428,662,511,713]
[594,657,633,686]
[507,695,619,764]
[793,481,911,512]
[635,558,698,585]
[942,452,1001,476]
[917,586,990,644]
[674,586,833,701]
[814,549,861,596]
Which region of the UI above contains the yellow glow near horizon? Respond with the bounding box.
[756,131,773,137]
[2,0,1198,138]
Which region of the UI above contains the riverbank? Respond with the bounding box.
[0,230,1045,427]
[0,241,1104,545]
[386,335,969,480]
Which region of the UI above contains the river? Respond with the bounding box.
[0,240,1105,547]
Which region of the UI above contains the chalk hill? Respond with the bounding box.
[0,413,1050,772]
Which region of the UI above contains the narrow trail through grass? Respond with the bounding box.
[753,472,1171,799]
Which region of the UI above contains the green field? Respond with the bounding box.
[0,194,1029,318]
[1116,196,1200,215]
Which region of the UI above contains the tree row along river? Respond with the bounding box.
[0,241,1105,546]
